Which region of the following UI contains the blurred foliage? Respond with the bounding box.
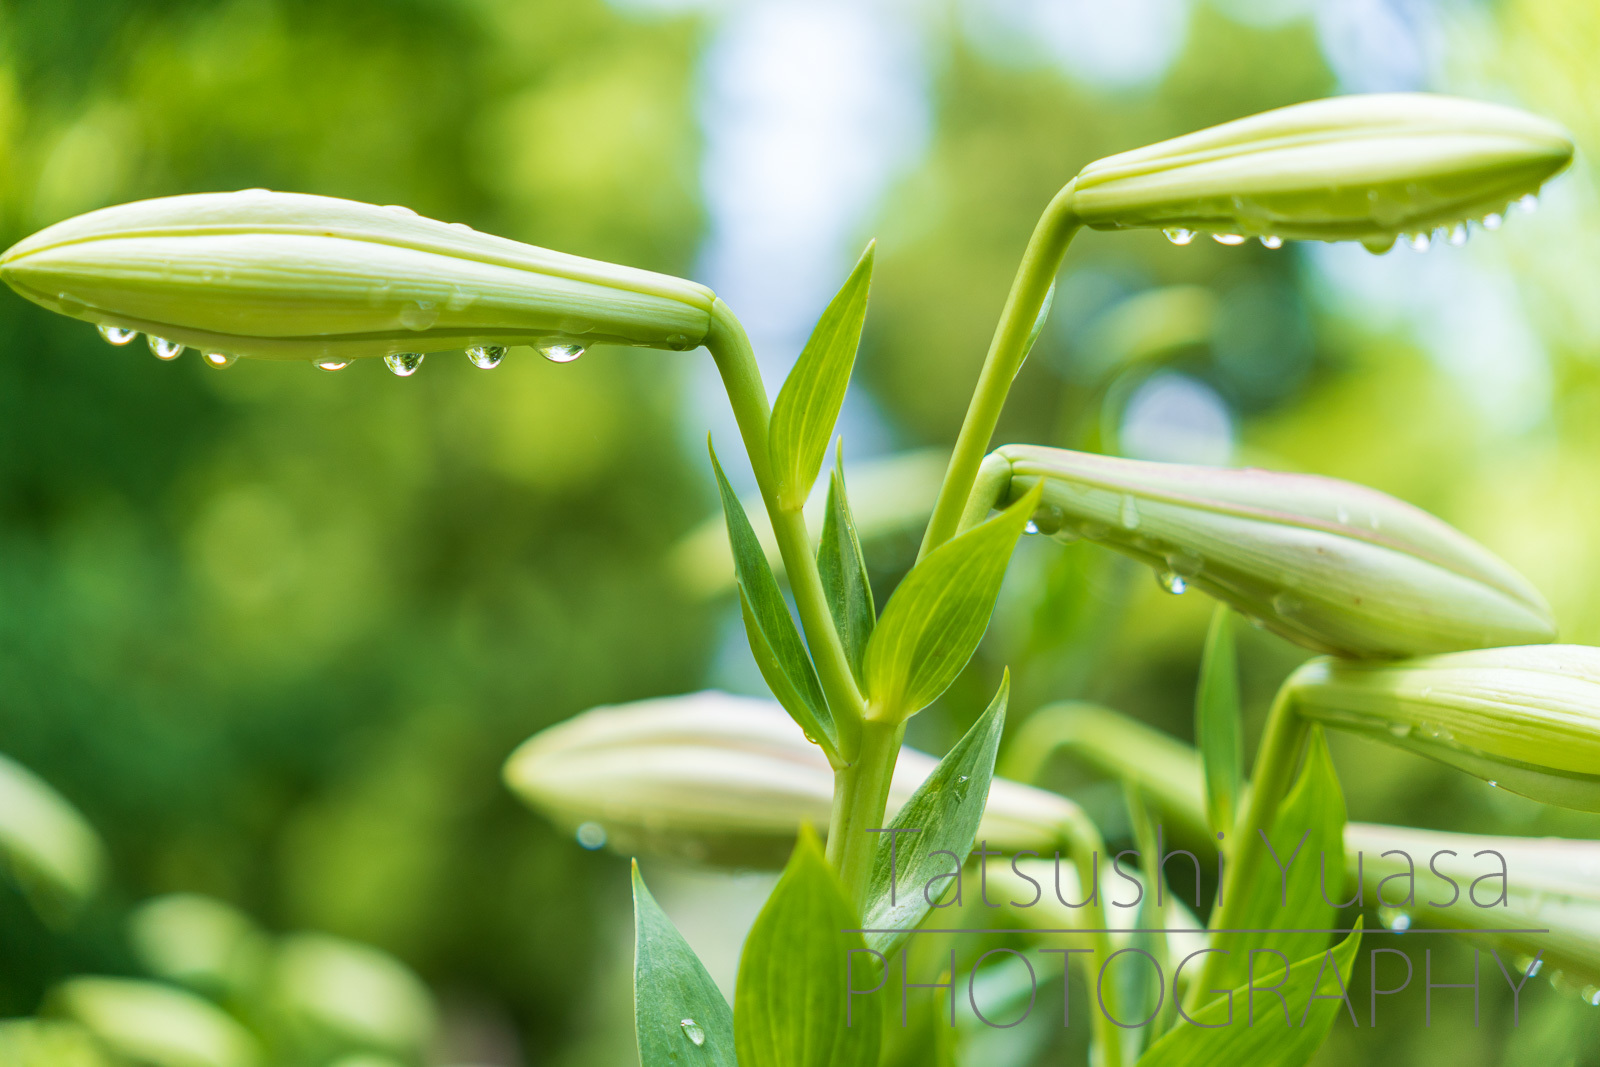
[4,0,1600,1064]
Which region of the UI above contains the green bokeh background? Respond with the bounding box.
[2,0,1598,1063]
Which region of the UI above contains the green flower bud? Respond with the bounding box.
[0,190,715,363]
[1070,93,1574,250]
[503,691,1085,868]
[998,445,1554,658]
[1290,645,1600,810]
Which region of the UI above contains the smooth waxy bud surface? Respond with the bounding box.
[998,444,1555,659]
[1071,93,1574,249]
[0,190,715,362]
[1291,645,1600,810]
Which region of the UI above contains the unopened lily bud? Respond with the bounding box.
[1290,646,1600,810]
[997,445,1554,659]
[504,691,1084,868]
[1070,93,1573,251]
[0,191,715,364]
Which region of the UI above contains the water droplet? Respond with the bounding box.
[1386,911,1413,932]
[541,342,586,363]
[1482,212,1503,231]
[1516,193,1539,213]
[203,352,237,368]
[1024,520,1040,535]
[576,822,607,850]
[1487,780,1498,789]
[1156,570,1187,595]
[400,301,439,330]
[1163,228,1195,246]
[1119,495,1140,530]
[1271,591,1303,617]
[1079,521,1109,541]
[1388,723,1414,739]
[666,333,696,351]
[1407,232,1431,252]
[1259,235,1283,249]
[1335,505,1351,524]
[956,775,969,784]
[314,359,350,372]
[384,204,419,216]
[1211,233,1246,245]
[680,1019,706,1046]
[1361,235,1396,255]
[467,345,506,369]
[385,353,424,376]
[1164,550,1203,578]
[148,336,184,361]
[98,324,138,346]
[1585,986,1600,1007]
[1447,223,1468,247]
[1526,957,1544,977]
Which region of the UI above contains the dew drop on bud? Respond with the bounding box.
[1211,233,1246,245]
[1024,520,1040,535]
[1483,212,1504,231]
[399,300,439,330]
[1156,570,1187,595]
[680,1019,706,1047]
[98,324,138,346]
[203,352,237,368]
[1271,591,1303,617]
[1516,193,1539,213]
[1407,232,1431,252]
[1118,495,1140,530]
[466,345,506,369]
[148,336,184,360]
[541,343,586,364]
[1448,223,1468,247]
[1361,235,1395,256]
[575,822,607,850]
[1259,235,1283,249]
[385,352,425,376]
[1163,228,1195,246]
[314,359,350,372]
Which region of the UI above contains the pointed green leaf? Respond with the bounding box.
[1196,606,1242,838]
[818,444,875,684]
[770,243,875,509]
[862,673,1009,954]
[1209,728,1346,993]
[1138,922,1363,1067]
[864,482,1041,720]
[735,826,882,1067]
[1124,785,1174,1059]
[710,441,835,753]
[632,863,736,1067]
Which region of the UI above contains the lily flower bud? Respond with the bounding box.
[1070,93,1574,251]
[0,190,715,364]
[997,445,1554,659]
[1290,645,1600,811]
[504,691,1084,868]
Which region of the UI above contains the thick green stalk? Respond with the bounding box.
[826,718,905,906]
[1183,687,1309,1013]
[704,301,865,760]
[918,185,1081,560]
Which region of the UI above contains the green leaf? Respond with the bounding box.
[817,444,875,685]
[1196,606,1242,838]
[769,242,876,509]
[1013,279,1055,380]
[1209,728,1346,993]
[862,673,1009,954]
[0,751,105,921]
[1123,785,1174,1059]
[1138,922,1364,1067]
[735,826,882,1067]
[864,482,1040,719]
[632,862,736,1067]
[710,441,835,754]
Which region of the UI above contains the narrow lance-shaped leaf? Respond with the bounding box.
[865,482,1041,721]
[770,242,875,509]
[1124,785,1174,1060]
[632,863,736,1067]
[818,442,875,685]
[1139,923,1364,1067]
[709,441,835,755]
[1208,728,1346,995]
[862,673,1009,954]
[1196,606,1242,838]
[735,826,882,1067]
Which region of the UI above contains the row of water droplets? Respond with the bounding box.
[95,325,586,374]
[1375,908,1600,1007]
[1023,493,1205,596]
[1160,193,1538,254]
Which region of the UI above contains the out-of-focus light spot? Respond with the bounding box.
[1119,372,1235,466]
[1313,0,1433,92]
[1212,0,1315,29]
[961,0,1190,91]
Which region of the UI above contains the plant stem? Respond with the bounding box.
[1056,810,1123,1067]
[918,184,1081,561]
[704,300,865,759]
[826,717,905,906]
[1183,687,1308,1013]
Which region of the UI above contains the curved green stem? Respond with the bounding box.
[705,300,865,761]
[918,184,1082,560]
[1184,687,1308,1013]
[826,718,904,906]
